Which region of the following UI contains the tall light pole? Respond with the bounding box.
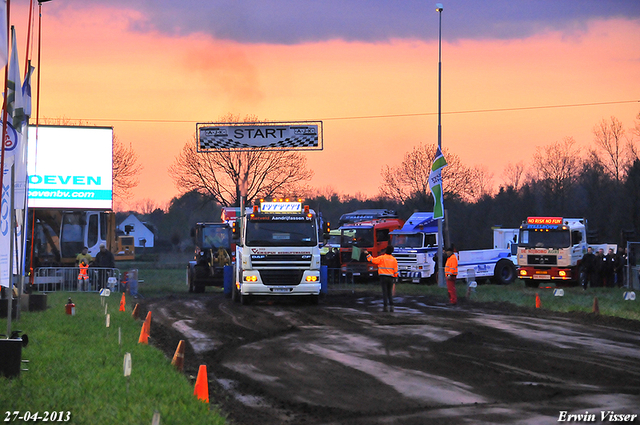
[436,3,445,288]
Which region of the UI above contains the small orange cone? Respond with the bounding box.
[172,340,185,371]
[119,293,126,312]
[131,303,139,319]
[194,365,209,403]
[535,293,541,309]
[138,311,152,344]
[593,296,600,314]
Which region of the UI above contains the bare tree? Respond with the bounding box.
[532,136,582,198]
[592,116,629,182]
[168,114,314,206]
[133,198,161,214]
[469,165,495,201]
[502,161,526,190]
[112,135,143,201]
[380,143,477,203]
[628,111,640,162]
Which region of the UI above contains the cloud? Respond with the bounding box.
[49,0,640,44]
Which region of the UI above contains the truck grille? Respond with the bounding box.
[527,255,557,265]
[260,269,304,286]
[393,253,416,265]
[249,254,311,286]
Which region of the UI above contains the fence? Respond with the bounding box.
[32,267,122,293]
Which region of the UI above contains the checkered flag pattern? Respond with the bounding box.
[200,135,318,150]
[197,122,322,152]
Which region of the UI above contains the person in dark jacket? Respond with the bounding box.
[602,248,616,288]
[94,244,116,289]
[581,247,596,290]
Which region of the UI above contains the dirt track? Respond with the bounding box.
[140,291,640,425]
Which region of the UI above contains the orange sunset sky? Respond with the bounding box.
[7,1,640,210]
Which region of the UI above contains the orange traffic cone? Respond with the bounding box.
[194,365,209,403]
[138,311,152,344]
[535,293,541,309]
[593,296,600,314]
[119,293,126,312]
[172,340,185,372]
[131,303,139,320]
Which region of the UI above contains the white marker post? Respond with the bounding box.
[124,352,132,392]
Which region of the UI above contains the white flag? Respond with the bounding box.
[7,26,24,130]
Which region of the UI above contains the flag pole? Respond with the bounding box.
[0,1,10,210]
[436,4,445,288]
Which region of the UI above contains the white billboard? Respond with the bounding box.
[27,126,113,209]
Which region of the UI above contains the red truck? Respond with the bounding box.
[337,210,404,282]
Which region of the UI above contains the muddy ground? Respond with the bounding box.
[139,290,640,425]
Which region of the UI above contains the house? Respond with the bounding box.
[117,214,155,248]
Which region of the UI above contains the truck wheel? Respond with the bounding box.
[188,269,195,293]
[240,292,252,305]
[493,259,517,285]
[308,295,320,305]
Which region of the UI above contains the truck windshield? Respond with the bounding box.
[391,233,424,248]
[202,226,230,249]
[246,219,317,247]
[327,234,341,246]
[390,233,437,248]
[520,229,571,249]
[341,228,374,248]
[60,213,85,258]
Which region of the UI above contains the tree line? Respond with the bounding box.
[122,112,640,252]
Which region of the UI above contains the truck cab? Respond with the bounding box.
[232,199,321,304]
[390,212,439,283]
[517,217,587,286]
[188,222,234,293]
[337,210,404,281]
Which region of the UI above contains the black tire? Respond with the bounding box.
[240,292,251,305]
[493,259,517,285]
[308,295,320,305]
[187,268,195,293]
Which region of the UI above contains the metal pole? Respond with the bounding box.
[436,4,445,288]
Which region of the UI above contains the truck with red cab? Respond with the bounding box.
[337,209,404,281]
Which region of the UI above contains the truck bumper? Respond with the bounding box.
[239,282,321,296]
[518,266,574,281]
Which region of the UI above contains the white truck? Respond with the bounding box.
[231,199,322,304]
[390,212,519,285]
[516,216,615,287]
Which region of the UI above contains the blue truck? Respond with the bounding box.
[390,212,519,285]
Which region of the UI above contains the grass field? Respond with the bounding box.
[1,263,638,424]
[0,290,227,425]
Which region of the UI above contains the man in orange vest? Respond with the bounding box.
[365,246,398,312]
[78,260,89,291]
[445,246,458,305]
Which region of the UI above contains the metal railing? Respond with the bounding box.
[32,267,121,292]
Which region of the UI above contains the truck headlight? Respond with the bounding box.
[305,276,318,282]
